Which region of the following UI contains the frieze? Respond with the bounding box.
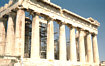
[0,0,100,34]
[22,0,99,34]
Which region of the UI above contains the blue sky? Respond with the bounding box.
[0,0,105,61]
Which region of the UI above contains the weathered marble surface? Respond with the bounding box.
[0,0,100,66]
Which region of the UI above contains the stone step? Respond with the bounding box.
[0,59,14,66]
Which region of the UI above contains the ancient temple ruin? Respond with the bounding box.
[0,0,100,66]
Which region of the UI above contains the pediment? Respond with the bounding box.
[87,17,100,26]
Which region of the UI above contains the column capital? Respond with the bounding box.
[91,33,98,37]
[47,18,54,22]
[85,30,94,35]
[77,28,85,31]
[58,22,65,26]
[69,25,76,29]
[31,12,40,17]
[17,7,25,10]
[8,12,16,16]
[44,16,54,22]
[79,29,86,37]
[55,19,62,24]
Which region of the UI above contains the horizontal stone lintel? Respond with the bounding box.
[27,0,100,26]
[0,2,18,18]
[22,1,98,34]
[0,0,99,34]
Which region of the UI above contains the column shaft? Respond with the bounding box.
[47,19,54,60]
[86,33,93,63]
[5,14,15,56]
[70,27,77,62]
[31,14,40,59]
[92,35,99,63]
[79,30,85,62]
[59,23,66,60]
[15,9,25,57]
[0,20,6,56]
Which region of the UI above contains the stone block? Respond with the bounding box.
[0,59,11,66]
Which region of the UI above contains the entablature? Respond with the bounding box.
[0,0,100,34]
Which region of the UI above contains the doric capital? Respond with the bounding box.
[78,28,83,31]
[31,12,40,17]
[8,12,16,16]
[91,33,97,37]
[57,22,65,25]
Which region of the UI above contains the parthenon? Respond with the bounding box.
[0,0,100,66]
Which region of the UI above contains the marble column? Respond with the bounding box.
[79,30,85,62]
[0,19,6,56]
[70,26,77,62]
[31,14,40,59]
[47,19,54,60]
[15,9,25,57]
[92,34,99,63]
[5,13,15,56]
[59,23,66,60]
[86,33,93,63]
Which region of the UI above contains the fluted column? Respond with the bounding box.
[5,13,15,56]
[70,26,77,62]
[79,30,85,62]
[59,23,66,60]
[47,19,54,60]
[92,34,99,63]
[0,19,6,56]
[31,13,40,59]
[15,9,25,57]
[86,33,93,63]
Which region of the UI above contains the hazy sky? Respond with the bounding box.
[0,0,105,61]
